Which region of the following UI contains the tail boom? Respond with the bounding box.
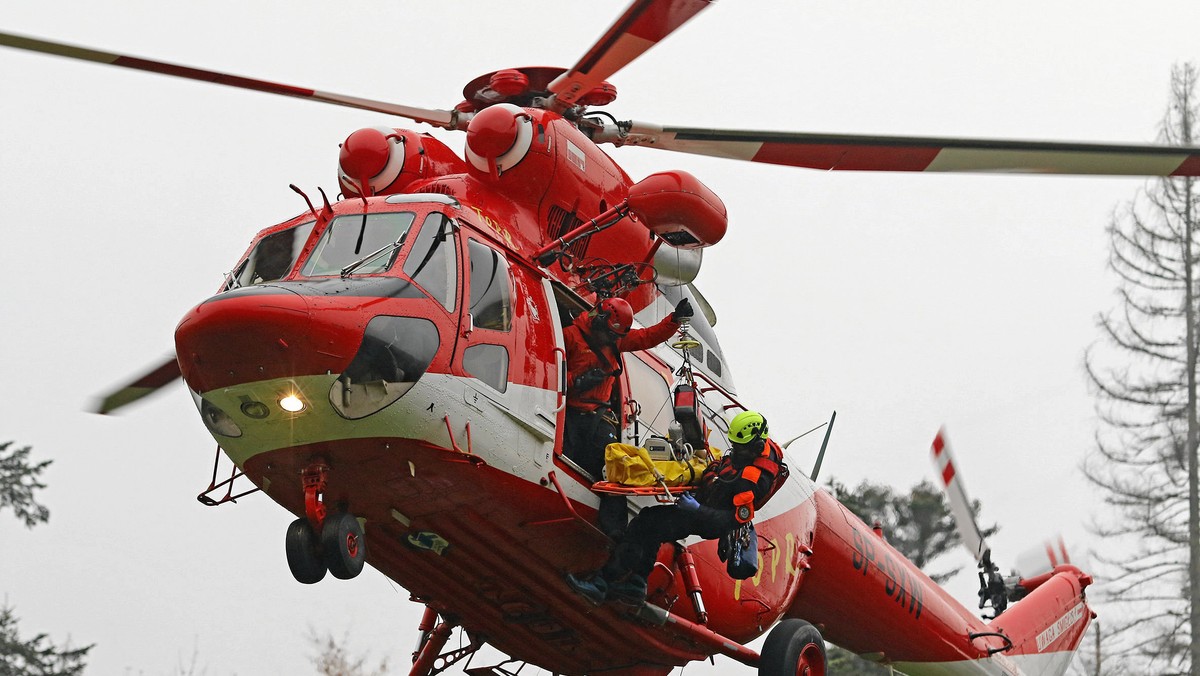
[989,564,1094,676]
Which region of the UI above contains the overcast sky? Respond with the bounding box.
[3,1,1199,674]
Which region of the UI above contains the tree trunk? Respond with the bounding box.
[1181,65,1200,676]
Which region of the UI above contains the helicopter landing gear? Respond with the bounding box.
[285,517,327,584]
[322,511,367,579]
[759,619,827,676]
[285,514,369,584]
[284,461,368,584]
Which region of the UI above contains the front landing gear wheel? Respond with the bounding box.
[760,619,827,676]
[285,518,327,584]
[322,512,367,580]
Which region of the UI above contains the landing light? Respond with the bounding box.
[240,401,270,419]
[279,394,306,413]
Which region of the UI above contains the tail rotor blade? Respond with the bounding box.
[931,428,990,563]
[1013,534,1085,580]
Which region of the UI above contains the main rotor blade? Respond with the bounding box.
[549,0,713,107]
[93,355,181,415]
[0,31,458,129]
[931,429,991,563]
[619,123,1200,176]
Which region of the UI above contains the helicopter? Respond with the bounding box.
[4,1,1195,676]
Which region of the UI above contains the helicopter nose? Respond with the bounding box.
[175,285,357,393]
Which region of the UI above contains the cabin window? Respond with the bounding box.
[227,221,315,289]
[301,211,416,277]
[705,403,731,454]
[657,284,730,384]
[706,350,723,377]
[463,344,509,392]
[625,357,673,443]
[402,213,457,311]
[467,240,512,331]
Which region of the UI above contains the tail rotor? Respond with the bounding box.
[930,428,1012,617]
[930,429,1083,619]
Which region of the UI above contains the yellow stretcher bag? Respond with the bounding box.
[603,442,715,487]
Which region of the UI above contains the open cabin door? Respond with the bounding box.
[546,285,681,482]
[547,282,597,482]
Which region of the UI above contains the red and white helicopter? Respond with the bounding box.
[3,1,1196,674]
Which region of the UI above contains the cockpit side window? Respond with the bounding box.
[402,213,457,311]
[226,221,315,289]
[301,212,416,277]
[467,240,512,332]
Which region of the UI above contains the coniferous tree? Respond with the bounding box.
[0,607,90,676]
[0,441,92,673]
[829,477,995,584]
[0,441,50,528]
[823,477,996,674]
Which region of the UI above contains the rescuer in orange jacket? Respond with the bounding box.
[561,296,692,480]
[566,411,783,605]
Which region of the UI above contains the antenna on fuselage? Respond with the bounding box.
[809,411,836,481]
[779,411,837,482]
[290,183,318,219]
[290,184,334,223]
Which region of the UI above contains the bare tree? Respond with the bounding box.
[1085,63,1200,675]
[307,629,389,676]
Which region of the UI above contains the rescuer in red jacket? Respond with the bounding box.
[562,296,692,476]
[563,296,692,536]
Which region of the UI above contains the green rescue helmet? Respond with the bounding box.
[728,411,768,445]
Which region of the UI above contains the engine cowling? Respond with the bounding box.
[464,103,534,177]
[338,127,446,197]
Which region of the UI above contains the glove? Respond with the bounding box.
[672,298,694,321]
[676,492,700,512]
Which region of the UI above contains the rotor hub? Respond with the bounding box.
[459,66,616,112]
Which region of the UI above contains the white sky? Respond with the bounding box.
[1,1,1198,674]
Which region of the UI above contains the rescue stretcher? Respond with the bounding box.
[590,441,718,501]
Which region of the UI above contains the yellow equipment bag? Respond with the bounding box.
[604,443,714,487]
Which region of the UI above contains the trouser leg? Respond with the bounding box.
[598,494,628,539]
[562,409,616,480]
[562,409,590,470]
[604,506,709,580]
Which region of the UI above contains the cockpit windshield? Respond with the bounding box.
[226,221,315,289]
[301,212,417,277]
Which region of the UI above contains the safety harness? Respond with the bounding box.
[698,438,789,523]
[567,314,624,408]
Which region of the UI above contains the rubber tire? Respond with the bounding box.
[322,512,367,580]
[759,619,827,676]
[285,517,327,584]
